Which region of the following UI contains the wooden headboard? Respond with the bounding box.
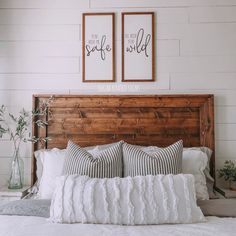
[32,94,214,184]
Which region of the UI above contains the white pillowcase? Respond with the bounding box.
[182,149,209,200]
[35,148,67,199]
[35,143,120,199]
[50,174,205,225]
[142,146,209,200]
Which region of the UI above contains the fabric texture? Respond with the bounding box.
[123,140,183,177]
[35,148,67,199]
[35,142,122,199]
[50,174,205,225]
[63,140,123,178]
[34,145,113,187]
[1,215,236,236]
[201,147,216,198]
[182,149,209,200]
[183,147,216,199]
[0,200,50,218]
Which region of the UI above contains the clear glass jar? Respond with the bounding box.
[8,148,24,189]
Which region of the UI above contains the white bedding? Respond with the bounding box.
[0,215,236,236]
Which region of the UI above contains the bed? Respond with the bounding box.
[1,94,236,236]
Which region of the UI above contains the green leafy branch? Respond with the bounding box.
[218,160,236,182]
[0,96,54,151]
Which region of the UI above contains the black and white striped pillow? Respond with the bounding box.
[63,140,123,178]
[123,140,183,177]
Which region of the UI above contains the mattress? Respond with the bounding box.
[0,215,235,236]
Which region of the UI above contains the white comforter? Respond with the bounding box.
[0,216,236,236]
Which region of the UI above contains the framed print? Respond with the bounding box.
[82,13,115,82]
[122,12,155,82]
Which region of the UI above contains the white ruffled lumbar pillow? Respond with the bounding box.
[50,174,205,225]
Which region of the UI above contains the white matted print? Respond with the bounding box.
[122,12,155,82]
[82,13,115,82]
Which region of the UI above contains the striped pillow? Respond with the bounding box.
[123,140,183,177]
[63,140,123,178]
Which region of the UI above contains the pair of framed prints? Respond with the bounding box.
[82,12,155,82]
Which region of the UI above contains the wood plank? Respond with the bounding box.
[90,0,231,8]
[48,135,200,149]
[38,96,209,108]
[50,107,199,119]
[189,6,236,23]
[0,25,80,41]
[0,57,79,73]
[0,0,89,9]
[48,118,199,135]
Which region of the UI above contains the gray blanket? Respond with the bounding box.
[0,199,50,218]
[0,199,236,218]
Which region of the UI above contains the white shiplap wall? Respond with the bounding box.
[0,0,236,187]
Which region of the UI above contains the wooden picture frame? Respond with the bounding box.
[82,13,115,82]
[122,12,155,82]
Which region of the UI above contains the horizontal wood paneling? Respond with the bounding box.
[216,140,236,159]
[216,124,236,140]
[0,25,80,41]
[159,56,236,73]
[0,42,82,57]
[0,58,79,73]
[214,91,236,106]
[0,40,178,57]
[0,8,188,24]
[158,40,180,57]
[44,96,209,108]
[189,6,236,23]
[90,0,236,8]
[0,74,169,90]
[0,9,82,25]
[0,0,89,9]
[0,0,236,187]
[157,23,236,40]
[181,37,236,56]
[170,73,236,90]
[51,107,199,118]
[215,106,236,124]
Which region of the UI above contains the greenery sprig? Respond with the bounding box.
[218,160,236,182]
[0,96,53,151]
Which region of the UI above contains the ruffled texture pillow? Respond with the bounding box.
[50,174,205,225]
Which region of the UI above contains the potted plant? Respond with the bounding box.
[0,97,53,189]
[218,160,236,191]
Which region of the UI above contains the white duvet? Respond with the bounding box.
[0,216,236,236]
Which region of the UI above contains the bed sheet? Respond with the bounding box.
[0,215,236,236]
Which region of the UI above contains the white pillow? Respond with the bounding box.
[142,146,209,200]
[182,149,209,200]
[34,143,117,183]
[35,142,120,199]
[50,174,205,225]
[34,148,66,186]
[35,148,67,199]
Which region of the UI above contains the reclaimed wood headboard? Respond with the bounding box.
[32,94,214,184]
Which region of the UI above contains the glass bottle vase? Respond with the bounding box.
[8,148,24,189]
